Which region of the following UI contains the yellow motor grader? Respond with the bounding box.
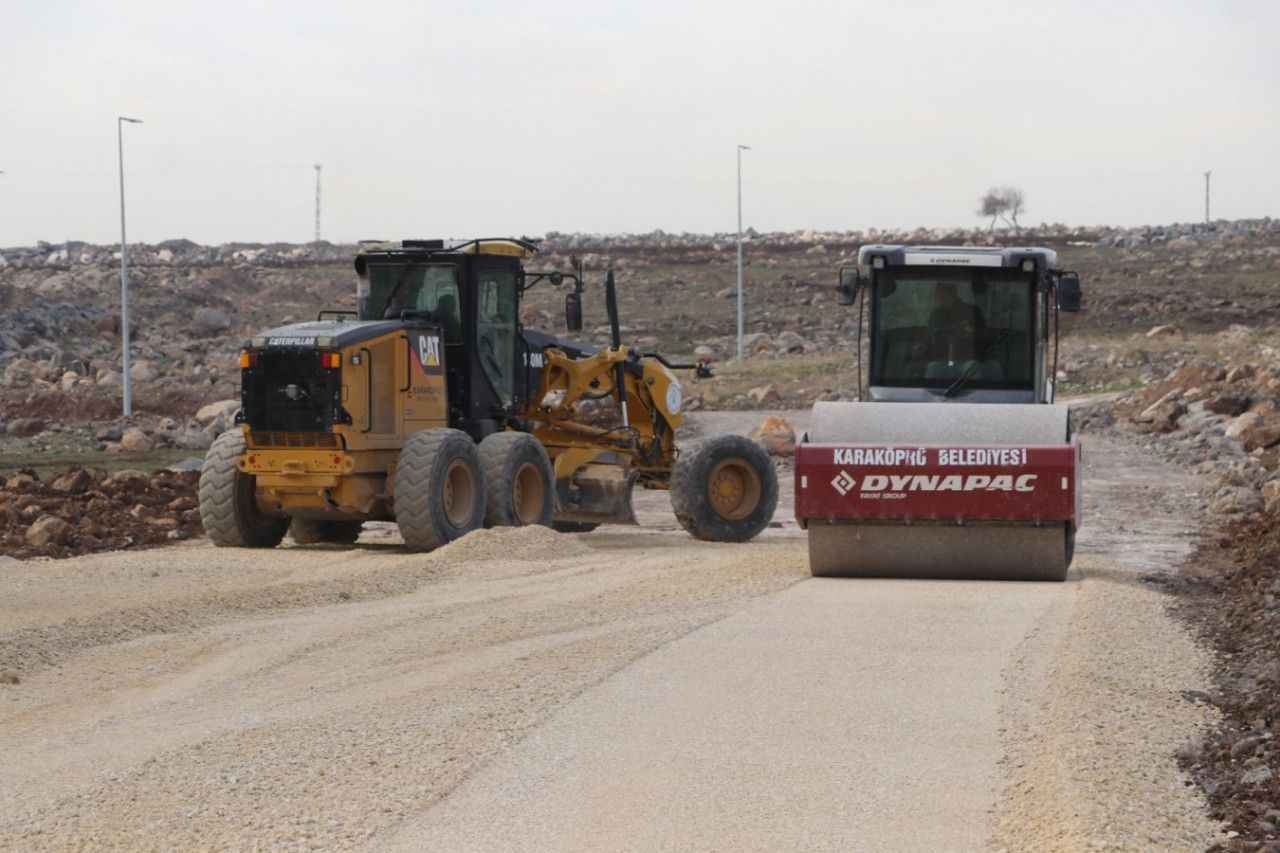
[199,238,777,550]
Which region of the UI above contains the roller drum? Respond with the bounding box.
[809,401,1070,445]
[804,402,1075,581]
[808,521,1072,581]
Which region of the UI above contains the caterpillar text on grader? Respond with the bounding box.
[199,238,778,550]
[794,245,1084,580]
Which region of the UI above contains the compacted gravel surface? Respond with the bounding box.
[0,417,1224,852]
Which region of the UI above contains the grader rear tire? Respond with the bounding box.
[478,432,554,528]
[394,428,486,552]
[289,518,364,545]
[198,430,288,548]
[671,434,778,542]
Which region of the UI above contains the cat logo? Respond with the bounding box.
[417,334,441,368]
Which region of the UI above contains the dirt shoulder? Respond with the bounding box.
[990,421,1225,851]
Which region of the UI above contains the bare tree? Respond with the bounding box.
[976,186,1027,234]
[997,186,1026,233]
[977,189,1006,233]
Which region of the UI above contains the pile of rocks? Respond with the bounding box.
[1109,361,1280,516]
[1178,501,1280,847]
[1082,359,1280,846]
[0,239,354,271]
[91,399,240,453]
[3,217,1275,271]
[0,466,202,560]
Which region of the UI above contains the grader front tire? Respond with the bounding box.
[671,434,779,543]
[394,429,486,552]
[478,432,555,528]
[198,430,288,548]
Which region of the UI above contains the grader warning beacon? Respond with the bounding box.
[199,238,777,550]
[794,246,1084,580]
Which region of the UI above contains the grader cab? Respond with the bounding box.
[199,238,777,550]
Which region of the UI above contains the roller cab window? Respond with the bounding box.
[361,263,462,342]
[870,268,1034,390]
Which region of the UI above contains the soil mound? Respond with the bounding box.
[430,524,593,568]
[0,467,201,560]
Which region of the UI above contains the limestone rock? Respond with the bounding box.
[747,384,782,407]
[129,360,158,382]
[7,418,46,438]
[750,415,796,457]
[51,469,93,494]
[119,427,155,453]
[1226,412,1263,442]
[195,399,240,425]
[25,516,72,548]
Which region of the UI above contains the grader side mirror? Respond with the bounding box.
[837,267,861,306]
[549,271,564,286]
[565,292,583,332]
[1057,272,1082,312]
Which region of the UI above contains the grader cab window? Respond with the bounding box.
[871,268,1034,390]
[363,264,462,342]
[477,270,518,405]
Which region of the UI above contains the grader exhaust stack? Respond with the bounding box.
[795,246,1084,581]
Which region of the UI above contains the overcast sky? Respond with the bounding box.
[2,0,1276,245]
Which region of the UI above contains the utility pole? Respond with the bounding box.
[736,144,750,361]
[1203,170,1211,224]
[314,163,322,242]
[117,116,143,418]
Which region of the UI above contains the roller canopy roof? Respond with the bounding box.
[856,245,1059,270]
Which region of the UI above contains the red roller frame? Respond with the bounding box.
[795,442,1081,528]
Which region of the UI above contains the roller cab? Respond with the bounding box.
[797,247,1084,580]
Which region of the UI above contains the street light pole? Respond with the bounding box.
[118,116,142,417]
[736,144,750,361]
[1204,170,1212,225]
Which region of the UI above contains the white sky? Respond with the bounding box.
[2,0,1276,245]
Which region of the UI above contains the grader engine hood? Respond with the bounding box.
[252,319,406,350]
[240,320,402,434]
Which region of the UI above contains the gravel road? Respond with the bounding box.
[0,413,1223,851]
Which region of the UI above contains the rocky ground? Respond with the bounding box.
[3,218,1277,457]
[0,467,201,561]
[1073,357,1280,852]
[3,219,1280,849]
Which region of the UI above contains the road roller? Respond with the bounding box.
[795,245,1084,580]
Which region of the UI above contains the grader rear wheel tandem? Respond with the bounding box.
[199,430,288,549]
[394,429,487,551]
[478,432,555,528]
